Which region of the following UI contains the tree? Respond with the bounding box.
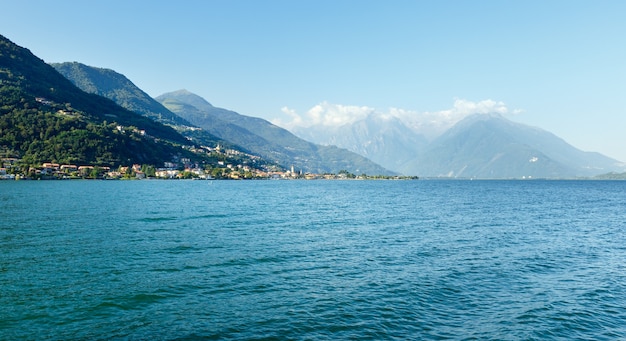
[211,167,222,179]
[141,164,156,177]
[89,166,101,179]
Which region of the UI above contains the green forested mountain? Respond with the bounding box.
[156,90,394,175]
[51,62,192,127]
[51,62,240,150]
[0,34,197,167]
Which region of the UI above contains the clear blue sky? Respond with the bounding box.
[3,1,625,161]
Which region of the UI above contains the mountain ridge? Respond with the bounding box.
[48,60,393,175]
[14,34,620,178]
[51,62,191,127]
[156,90,394,175]
[0,34,201,167]
[50,62,249,153]
[293,112,429,172]
[412,113,623,178]
[286,111,624,178]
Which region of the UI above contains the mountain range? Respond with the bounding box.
[52,62,392,175]
[0,34,200,167]
[290,111,624,178]
[50,62,193,128]
[51,58,624,179]
[292,113,429,173]
[154,90,391,175]
[5,33,622,179]
[413,113,623,178]
[50,62,238,151]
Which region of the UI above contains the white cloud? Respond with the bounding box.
[281,106,302,123]
[271,106,303,128]
[273,99,522,138]
[452,98,509,115]
[310,101,375,127]
[273,101,376,129]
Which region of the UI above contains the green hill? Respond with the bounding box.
[0,34,197,167]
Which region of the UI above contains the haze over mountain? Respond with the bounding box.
[156,90,392,175]
[409,113,623,178]
[292,111,429,172]
[280,104,624,178]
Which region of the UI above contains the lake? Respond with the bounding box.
[1,179,625,340]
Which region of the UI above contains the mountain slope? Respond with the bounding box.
[0,34,195,166]
[50,62,244,151]
[51,62,189,127]
[292,113,428,171]
[156,90,394,175]
[404,113,623,178]
[286,107,623,178]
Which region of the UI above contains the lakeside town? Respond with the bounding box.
[0,158,418,181]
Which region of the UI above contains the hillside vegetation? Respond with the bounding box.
[51,62,263,163]
[0,34,196,166]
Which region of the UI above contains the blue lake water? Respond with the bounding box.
[1,179,626,340]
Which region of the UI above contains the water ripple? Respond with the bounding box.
[1,180,626,340]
